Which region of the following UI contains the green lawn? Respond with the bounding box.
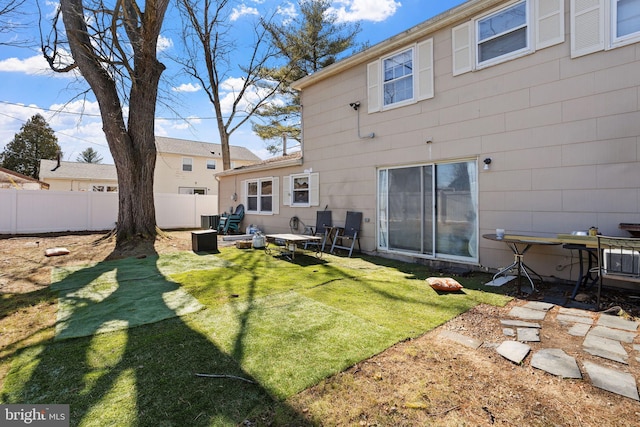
[1,247,510,426]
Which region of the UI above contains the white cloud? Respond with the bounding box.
[0,49,78,78]
[230,4,260,21]
[327,0,401,23]
[276,2,297,25]
[157,35,174,53]
[172,83,201,93]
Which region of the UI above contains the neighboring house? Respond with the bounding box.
[0,167,49,190]
[40,159,118,192]
[217,0,640,280]
[39,136,261,194]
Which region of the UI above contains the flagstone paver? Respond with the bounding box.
[590,325,637,343]
[522,301,554,311]
[508,306,547,320]
[556,314,594,325]
[496,341,531,364]
[439,330,483,349]
[597,314,639,332]
[517,327,540,342]
[583,333,628,364]
[500,319,541,328]
[531,349,582,379]
[583,361,640,401]
[451,303,640,401]
[558,307,593,318]
[567,323,591,337]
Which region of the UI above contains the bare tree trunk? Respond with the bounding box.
[59,0,167,250]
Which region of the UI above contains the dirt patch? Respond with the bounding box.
[2,231,639,425]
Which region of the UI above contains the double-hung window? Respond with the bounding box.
[182,157,193,172]
[206,160,216,170]
[453,0,564,74]
[282,172,319,207]
[367,39,434,113]
[477,0,529,65]
[383,49,414,107]
[246,178,274,214]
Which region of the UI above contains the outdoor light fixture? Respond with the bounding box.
[483,157,492,170]
[349,101,375,139]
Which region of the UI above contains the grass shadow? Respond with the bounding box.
[1,245,311,426]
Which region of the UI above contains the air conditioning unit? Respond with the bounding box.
[603,249,640,276]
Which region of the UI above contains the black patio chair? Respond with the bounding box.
[330,211,362,257]
[304,210,332,252]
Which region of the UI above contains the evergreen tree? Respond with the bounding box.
[76,147,103,164]
[254,0,361,154]
[0,114,61,179]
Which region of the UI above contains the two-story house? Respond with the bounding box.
[217,0,640,280]
[40,136,261,194]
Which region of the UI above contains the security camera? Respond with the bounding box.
[349,102,360,110]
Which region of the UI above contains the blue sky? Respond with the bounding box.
[0,0,465,164]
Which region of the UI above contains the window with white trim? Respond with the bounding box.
[182,157,193,172]
[572,0,640,57]
[453,0,564,75]
[246,178,273,214]
[613,0,640,43]
[283,173,320,207]
[367,39,433,113]
[477,0,529,65]
[383,49,413,106]
[206,160,216,170]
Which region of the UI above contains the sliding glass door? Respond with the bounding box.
[378,160,477,260]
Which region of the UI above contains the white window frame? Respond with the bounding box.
[367,39,434,113]
[283,172,320,207]
[454,0,564,74]
[611,0,640,46]
[382,47,415,108]
[476,0,531,68]
[182,157,193,172]
[245,177,275,214]
[290,173,311,206]
[206,160,216,170]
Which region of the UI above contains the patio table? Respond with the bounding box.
[265,233,323,260]
[483,234,561,293]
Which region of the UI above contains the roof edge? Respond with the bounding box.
[217,157,303,177]
[293,0,501,90]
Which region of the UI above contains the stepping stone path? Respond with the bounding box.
[441,300,640,401]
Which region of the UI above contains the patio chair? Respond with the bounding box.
[218,204,245,234]
[304,210,332,252]
[330,211,362,257]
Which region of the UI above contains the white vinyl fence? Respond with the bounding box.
[0,189,218,235]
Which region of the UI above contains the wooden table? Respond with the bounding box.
[265,233,323,260]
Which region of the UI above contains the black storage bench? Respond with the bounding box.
[192,230,218,252]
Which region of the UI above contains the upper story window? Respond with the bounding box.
[206,160,216,170]
[613,0,640,42]
[367,39,433,113]
[477,0,529,65]
[383,48,414,106]
[453,0,563,75]
[182,157,193,172]
[572,0,640,57]
[246,178,273,214]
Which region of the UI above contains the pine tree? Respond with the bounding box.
[0,114,61,179]
[76,147,103,164]
[254,0,361,154]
